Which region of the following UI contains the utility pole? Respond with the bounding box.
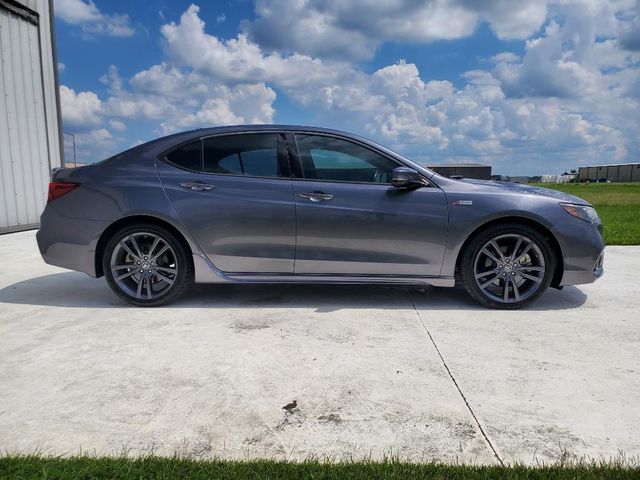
[63,132,77,167]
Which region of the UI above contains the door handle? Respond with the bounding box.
[179,181,215,191]
[298,191,333,202]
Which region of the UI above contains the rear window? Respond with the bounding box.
[166,140,202,171]
[203,134,280,177]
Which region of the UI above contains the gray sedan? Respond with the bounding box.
[37,125,604,308]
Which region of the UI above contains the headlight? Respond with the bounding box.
[560,203,599,223]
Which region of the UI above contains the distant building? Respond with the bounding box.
[578,163,640,182]
[428,163,491,180]
[540,174,577,183]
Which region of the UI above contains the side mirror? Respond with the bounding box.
[391,167,426,189]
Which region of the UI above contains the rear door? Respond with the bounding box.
[156,132,296,273]
[289,133,448,276]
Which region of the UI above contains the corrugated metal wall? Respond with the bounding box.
[0,0,62,233]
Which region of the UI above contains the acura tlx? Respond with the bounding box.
[37,125,604,308]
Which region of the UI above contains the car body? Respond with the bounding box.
[37,125,605,308]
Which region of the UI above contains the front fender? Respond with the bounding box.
[440,190,566,278]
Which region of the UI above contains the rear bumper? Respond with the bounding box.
[37,230,96,276]
[36,206,105,277]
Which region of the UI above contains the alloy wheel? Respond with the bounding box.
[473,233,546,304]
[109,232,178,300]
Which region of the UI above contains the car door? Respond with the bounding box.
[156,132,296,273]
[289,133,448,276]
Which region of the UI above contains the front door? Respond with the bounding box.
[157,132,296,273]
[289,133,448,276]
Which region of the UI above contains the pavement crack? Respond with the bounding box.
[408,292,504,466]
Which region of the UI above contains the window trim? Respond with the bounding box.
[289,131,433,187]
[158,131,293,181]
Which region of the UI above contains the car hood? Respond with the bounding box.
[458,179,591,205]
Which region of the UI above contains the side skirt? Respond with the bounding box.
[193,254,455,287]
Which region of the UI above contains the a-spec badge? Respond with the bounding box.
[452,200,473,206]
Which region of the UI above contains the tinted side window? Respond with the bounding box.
[203,134,280,177]
[218,155,242,174]
[294,134,397,183]
[166,140,202,172]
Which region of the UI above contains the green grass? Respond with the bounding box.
[529,183,640,245]
[1,455,639,480]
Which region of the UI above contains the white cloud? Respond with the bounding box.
[59,85,102,127]
[66,60,278,136]
[77,127,114,144]
[245,0,550,61]
[82,13,134,37]
[489,52,521,63]
[463,0,548,40]
[109,119,126,131]
[160,84,276,134]
[54,0,134,37]
[160,5,348,88]
[63,127,118,164]
[105,91,171,120]
[99,65,174,120]
[74,128,119,164]
[55,0,101,23]
[57,62,66,72]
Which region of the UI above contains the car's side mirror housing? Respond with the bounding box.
[391,167,426,189]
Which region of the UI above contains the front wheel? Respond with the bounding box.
[459,224,556,309]
[103,224,193,307]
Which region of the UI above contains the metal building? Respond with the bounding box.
[0,0,62,233]
[427,163,491,180]
[578,163,640,183]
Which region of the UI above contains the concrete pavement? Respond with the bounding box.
[0,230,638,464]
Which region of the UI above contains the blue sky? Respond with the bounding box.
[54,0,639,175]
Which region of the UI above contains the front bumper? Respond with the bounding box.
[558,220,605,286]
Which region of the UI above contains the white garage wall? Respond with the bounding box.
[0,0,62,233]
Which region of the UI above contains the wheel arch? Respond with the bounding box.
[94,215,194,278]
[454,216,564,288]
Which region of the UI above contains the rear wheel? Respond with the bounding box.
[459,224,555,309]
[103,224,193,306]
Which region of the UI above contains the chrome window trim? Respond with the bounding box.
[158,131,292,181]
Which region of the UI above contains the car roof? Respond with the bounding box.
[185,124,367,139]
[142,124,394,159]
[133,125,376,157]
[197,124,348,133]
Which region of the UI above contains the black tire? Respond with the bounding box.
[103,223,193,307]
[459,223,556,309]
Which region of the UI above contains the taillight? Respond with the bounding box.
[47,182,79,203]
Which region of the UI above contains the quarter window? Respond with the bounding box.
[294,134,397,183]
[166,140,202,172]
[203,134,280,177]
